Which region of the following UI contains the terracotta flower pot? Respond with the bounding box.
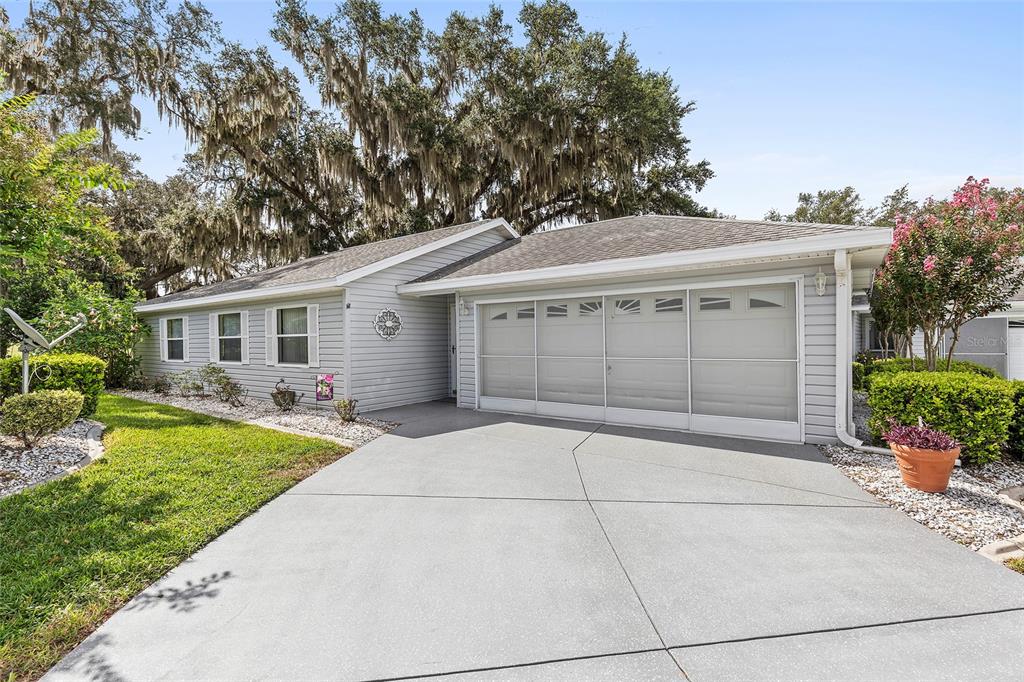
[889,444,960,493]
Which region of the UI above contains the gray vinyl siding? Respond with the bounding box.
[456,259,840,444]
[136,227,511,412]
[852,312,863,357]
[345,229,509,412]
[138,291,345,406]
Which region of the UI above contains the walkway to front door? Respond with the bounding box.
[46,402,1024,681]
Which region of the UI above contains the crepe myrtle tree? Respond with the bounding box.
[871,177,1024,371]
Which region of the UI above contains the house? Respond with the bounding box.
[135,215,893,444]
[853,291,1024,380]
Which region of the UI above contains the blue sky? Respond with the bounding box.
[7,0,1024,219]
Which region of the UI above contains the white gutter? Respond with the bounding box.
[136,218,519,313]
[834,248,893,455]
[135,279,344,313]
[398,228,893,296]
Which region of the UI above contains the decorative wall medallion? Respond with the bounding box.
[373,308,403,341]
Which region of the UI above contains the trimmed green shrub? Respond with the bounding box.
[0,353,106,416]
[852,362,865,391]
[867,372,1015,465]
[0,389,84,447]
[1007,381,1024,461]
[862,356,997,391]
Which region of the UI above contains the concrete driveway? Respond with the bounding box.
[47,401,1024,681]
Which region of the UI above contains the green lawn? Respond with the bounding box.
[0,394,349,680]
[1008,557,1024,575]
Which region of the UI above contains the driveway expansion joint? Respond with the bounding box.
[666,605,1024,651]
[363,647,671,682]
[579,449,883,506]
[569,425,694,681]
[283,491,886,509]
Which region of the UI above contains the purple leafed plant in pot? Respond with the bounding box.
[882,418,961,493]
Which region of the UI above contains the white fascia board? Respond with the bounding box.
[134,218,517,313]
[134,279,343,313]
[397,228,893,296]
[334,218,517,286]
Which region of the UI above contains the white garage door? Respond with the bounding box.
[478,282,802,441]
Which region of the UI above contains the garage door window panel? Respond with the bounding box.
[480,302,537,401]
[481,303,534,356]
[537,299,602,358]
[606,293,688,359]
[690,288,797,361]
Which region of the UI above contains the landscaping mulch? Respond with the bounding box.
[822,444,1024,551]
[115,389,396,446]
[0,420,101,499]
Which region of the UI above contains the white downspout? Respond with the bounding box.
[834,249,893,455]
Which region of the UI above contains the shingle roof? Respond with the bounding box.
[412,215,876,283]
[137,219,498,308]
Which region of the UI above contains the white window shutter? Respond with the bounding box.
[158,317,167,362]
[209,313,218,362]
[265,308,277,366]
[182,316,190,362]
[240,311,250,364]
[307,304,320,368]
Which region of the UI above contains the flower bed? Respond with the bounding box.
[114,390,395,446]
[823,444,1024,550]
[0,419,101,498]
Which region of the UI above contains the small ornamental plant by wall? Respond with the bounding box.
[883,418,961,493]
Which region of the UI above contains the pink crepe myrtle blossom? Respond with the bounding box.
[871,177,1024,371]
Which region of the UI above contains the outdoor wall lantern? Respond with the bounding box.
[458,299,470,316]
[814,269,828,296]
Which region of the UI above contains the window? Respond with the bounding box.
[579,300,602,316]
[655,297,685,313]
[748,289,786,309]
[490,311,508,321]
[277,307,309,365]
[614,298,641,315]
[165,318,185,361]
[517,306,535,320]
[218,313,243,363]
[546,304,568,318]
[699,295,731,311]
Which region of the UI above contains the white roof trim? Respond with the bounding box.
[136,218,517,313]
[334,218,517,286]
[135,279,343,313]
[397,228,893,296]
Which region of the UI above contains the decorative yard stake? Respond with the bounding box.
[3,308,88,394]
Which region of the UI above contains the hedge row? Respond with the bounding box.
[867,371,1016,465]
[859,357,996,392]
[0,353,106,416]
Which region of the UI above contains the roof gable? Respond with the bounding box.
[136,219,516,311]
[410,215,879,285]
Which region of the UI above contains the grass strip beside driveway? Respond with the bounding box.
[0,394,350,680]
